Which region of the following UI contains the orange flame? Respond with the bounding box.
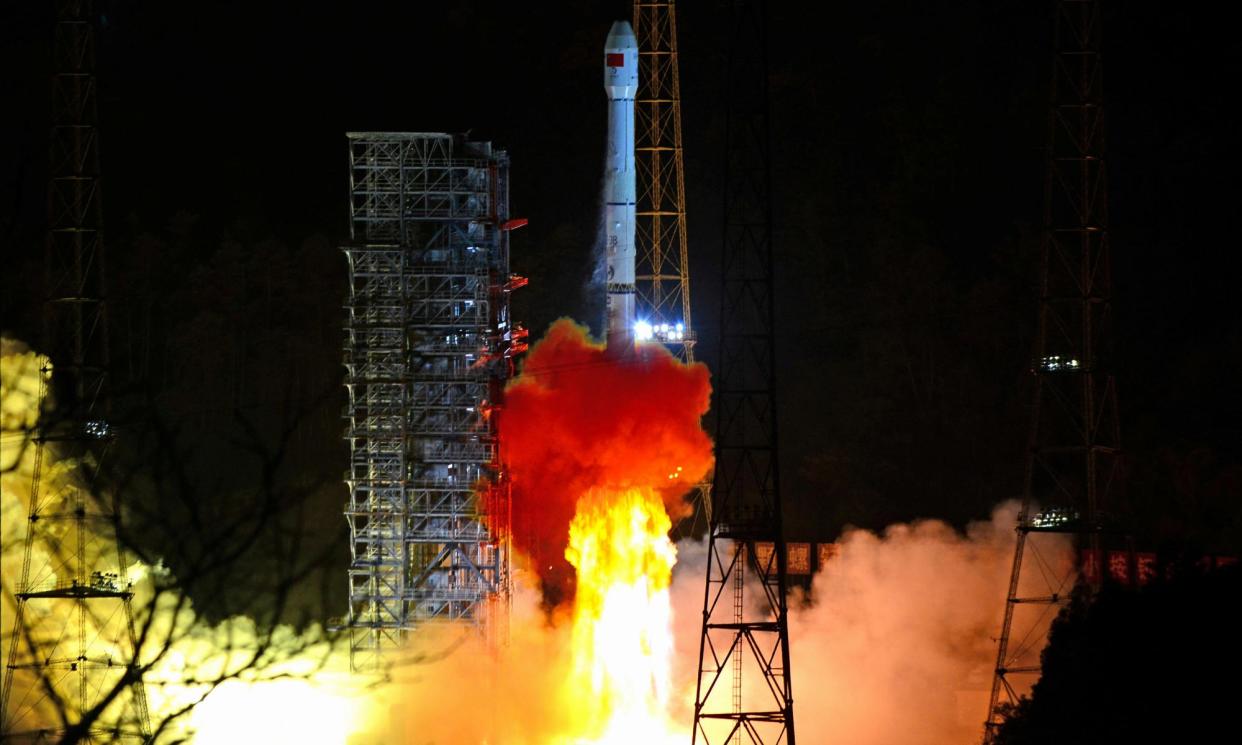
[501,319,713,605]
[564,486,679,742]
[499,319,712,742]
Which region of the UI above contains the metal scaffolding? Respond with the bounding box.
[633,0,712,537]
[633,0,695,362]
[342,133,522,672]
[983,0,1125,739]
[692,1,796,743]
[2,1,151,741]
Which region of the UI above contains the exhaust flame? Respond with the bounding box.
[1,340,356,743]
[188,673,360,745]
[501,319,713,604]
[4,317,715,744]
[5,321,1061,744]
[501,319,713,742]
[565,487,679,743]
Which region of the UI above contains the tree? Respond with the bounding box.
[993,565,1242,745]
[2,224,356,743]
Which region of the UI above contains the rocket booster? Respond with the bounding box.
[604,20,638,348]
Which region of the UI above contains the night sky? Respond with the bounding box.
[2,0,1240,585]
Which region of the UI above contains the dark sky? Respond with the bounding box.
[2,1,1240,552]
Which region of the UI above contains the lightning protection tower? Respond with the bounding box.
[692,1,796,743]
[2,1,152,741]
[632,0,711,534]
[983,0,1124,738]
[341,133,523,672]
[632,0,695,362]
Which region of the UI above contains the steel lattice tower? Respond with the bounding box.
[1,1,152,741]
[692,1,795,742]
[632,0,695,362]
[341,133,521,672]
[632,0,712,534]
[983,0,1123,738]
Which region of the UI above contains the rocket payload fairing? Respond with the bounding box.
[604,20,638,349]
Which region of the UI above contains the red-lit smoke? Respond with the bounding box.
[500,319,713,604]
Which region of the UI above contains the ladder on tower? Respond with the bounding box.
[691,1,796,743]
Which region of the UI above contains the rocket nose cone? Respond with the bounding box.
[605,20,637,51]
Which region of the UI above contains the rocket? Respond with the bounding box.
[603,20,638,349]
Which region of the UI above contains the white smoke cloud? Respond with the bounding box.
[373,504,1063,745]
[4,338,1066,744]
[668,503,1066,745]
[2,340,352,743]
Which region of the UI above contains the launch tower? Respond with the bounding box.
[1,1,152,740]
[341,133,522,672]
[632,1,710,535]
[691,1,797,742]
[632,0,696,362]
[983,0,1125,737]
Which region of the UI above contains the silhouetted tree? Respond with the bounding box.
[994,565,1242,745]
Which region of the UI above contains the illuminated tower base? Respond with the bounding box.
[342,133,523,671]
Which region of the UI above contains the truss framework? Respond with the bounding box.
[342,133,520,672]
[633,0,713,537]
[692,2,795,743]
[2,2,151,741]
[633,0,695,362]
[984,1,1125,739]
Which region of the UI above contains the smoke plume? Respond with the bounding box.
[795,506,1050,743]
[379,316,1065,744]
[373,504,1065,745]
[1,339,354,743]
[666,503,1067,744]
[5,328,1066,744]
[500,318,713,604]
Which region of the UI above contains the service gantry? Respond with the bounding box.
[983,0,1126,738]
[632,0,713,535]
[341,133,524,672]
[1,1,152,740]
[691,1,796,743]
[632,0,695,363]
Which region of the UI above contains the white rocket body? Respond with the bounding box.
[604,20,638,348]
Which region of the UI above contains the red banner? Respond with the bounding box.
[817,543,840,571]
[747,542,816,575]
[1081,549,1102,586]
[787,543,811,574]
[1135,553,1158,586]
[1108,550,1131,584]
[754,542,774,572]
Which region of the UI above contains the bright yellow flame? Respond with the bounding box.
[3,340,698,744]
[188,675,362,745]
[562,487,683,744]
[3,341,367,744]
